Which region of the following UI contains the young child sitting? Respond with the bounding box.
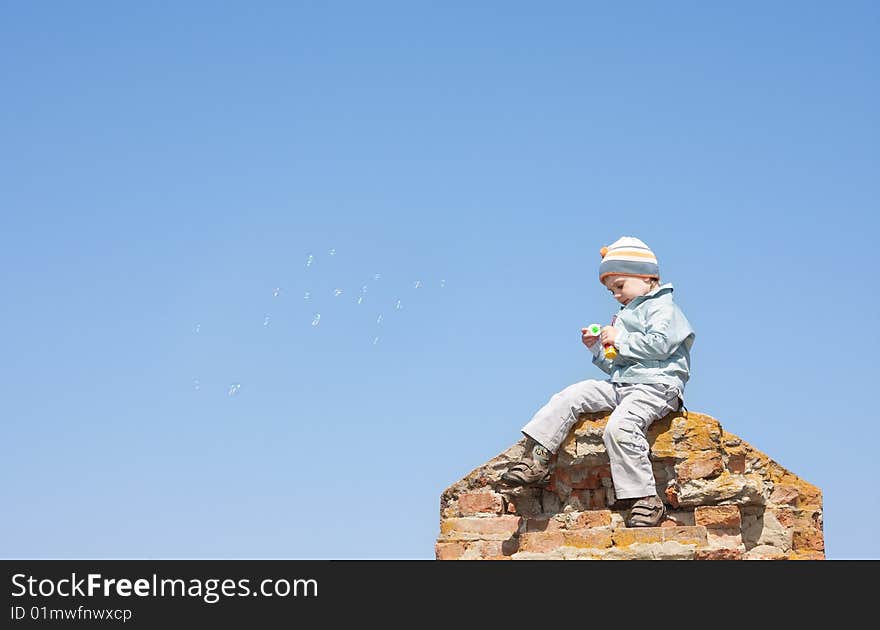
[501,236,695,527]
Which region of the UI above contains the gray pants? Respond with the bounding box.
[521,379,681,499]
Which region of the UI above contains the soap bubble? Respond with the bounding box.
[329,248,336,256]
[376,314,383,325]
[228,383,241,396]
[303,291,311,301]
[333,288,343,297]
[263,315,271,327]
[373,336,380,345]
[395,300,402,311]
[305,254,314,268]
[311,313,321,327]
[440,279,446,288]
[413,280,421,289]
[194,323,201,334]
[273,287,281,297]
[193,379,200,391]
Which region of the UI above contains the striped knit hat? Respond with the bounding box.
[598,236,660,284]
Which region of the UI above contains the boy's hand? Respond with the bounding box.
[600,326,618,346]
[581,328,600,348]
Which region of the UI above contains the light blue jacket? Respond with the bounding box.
[589,283,695,392]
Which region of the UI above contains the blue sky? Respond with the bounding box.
[1,1,877,560]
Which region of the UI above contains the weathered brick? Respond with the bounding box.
[475,540,517,559]
[613,527,664,547]
[727,454,746,474]
[648,415,676,458]
[664,485,681,508]
[438,409,822,561]
[610,524,708,548]
[740,507,792,551]
[673,415,722,452]
[562,528,613,549]
[768,484,799,506]
[568,510,612,529]
[694,505,741,529]
[511,550,565,560]
[695,548,743,560]
[744,545,787,560]
[435,542,467,560]
[440,515,521,540]
[787,550,825,560]
[795,482,822,510]
[457,492,504,516]
[519,531,566,553]
[706,528,743,550]
[662,526,709,546]
[437,538,521,560]
[769,507,795,528]
[677,453,724,482]
[659,510,695,528]
[554,464,604,490]
[792,527,825,554]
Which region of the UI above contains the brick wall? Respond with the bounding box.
[437,411,824,560]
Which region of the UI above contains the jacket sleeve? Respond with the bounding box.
[589,340,614,374]
[615,302,694,361]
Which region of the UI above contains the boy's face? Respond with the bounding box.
[603,275,655,306]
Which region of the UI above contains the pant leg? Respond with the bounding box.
[521,379,617,453]
[603,383,681,499]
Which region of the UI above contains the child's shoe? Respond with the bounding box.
[500,442,553,487]
[624,494,666,527]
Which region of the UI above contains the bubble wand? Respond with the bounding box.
[586,316,618,360]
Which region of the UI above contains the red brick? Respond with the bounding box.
[770,507,795,528]
[457,492,504,516]
[435,542,466,560]
[769,484,799,506]
[665,485,681,508]
[568,510,612,529]
[519,531,566,553]
[694,505,741,529]
[554,464,603,490]
[440,515,521,538]
[727,454,746,474]
[677,453,724,482]
[475,540,518,559]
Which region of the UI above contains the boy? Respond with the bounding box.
[500,236,695,527]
